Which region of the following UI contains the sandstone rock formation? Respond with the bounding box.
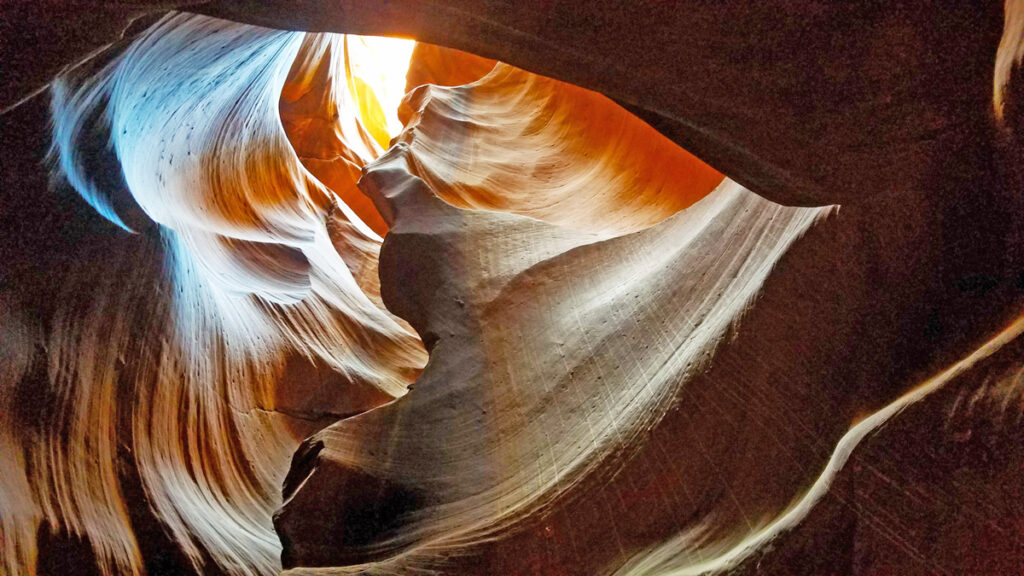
[2,3,1024,576]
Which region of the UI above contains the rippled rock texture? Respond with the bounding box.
[3,3,1024,576]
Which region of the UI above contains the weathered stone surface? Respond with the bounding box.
[3,4,1024,576]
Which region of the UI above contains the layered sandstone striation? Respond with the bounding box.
[2,4,1024,576]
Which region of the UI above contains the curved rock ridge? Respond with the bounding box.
[613,313,1024,576]
[403,43,497,93]
[3,13,426,576]
[274,144,829,574]
[396,63,723,237]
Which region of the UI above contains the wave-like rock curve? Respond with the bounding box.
[2,5,1024,576]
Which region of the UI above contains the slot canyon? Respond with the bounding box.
[3,2,1024,575]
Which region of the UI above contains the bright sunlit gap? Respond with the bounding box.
[343,35,416,142]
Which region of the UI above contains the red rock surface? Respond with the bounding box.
[2,4,1024,576]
